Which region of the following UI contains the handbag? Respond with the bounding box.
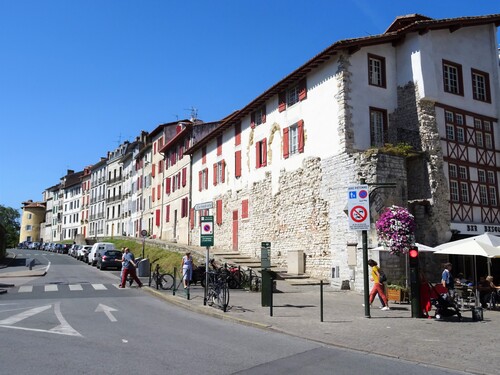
[379,270,387,283]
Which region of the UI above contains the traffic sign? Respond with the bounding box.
[347,184,370,231]
[140,229,148,237]
[200,216,214,247]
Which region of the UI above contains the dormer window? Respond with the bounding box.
[251,106,266,128]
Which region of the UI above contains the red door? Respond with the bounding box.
[232,210,238,251]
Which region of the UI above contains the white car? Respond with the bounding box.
[77,245,93,262]
[88,243,116,266]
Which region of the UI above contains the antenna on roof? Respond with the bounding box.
[185,106,198,122]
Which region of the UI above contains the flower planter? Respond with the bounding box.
[387,287,409,304]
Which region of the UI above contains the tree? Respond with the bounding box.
[0,205,21,248]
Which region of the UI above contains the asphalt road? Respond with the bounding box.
[0,249,468,375]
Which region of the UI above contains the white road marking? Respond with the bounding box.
[0,305,52,325]
[92,284,107,290]
[95,304,117,322]
[45,285,58,292]
[18,286,33,293]
[69,284,83,291]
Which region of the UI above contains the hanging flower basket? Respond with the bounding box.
[375,205,416,256]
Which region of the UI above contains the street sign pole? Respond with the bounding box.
[360,178,371,318]
[204,246,209,306]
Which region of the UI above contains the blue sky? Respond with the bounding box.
[1,0,499,212]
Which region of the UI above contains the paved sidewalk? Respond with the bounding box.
[1,254,498,375]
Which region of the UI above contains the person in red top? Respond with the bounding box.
[368,259,390,311]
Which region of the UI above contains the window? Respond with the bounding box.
[456,127,464,143]
[369,108,387,147]
[235,151,242,178]
[480,185,488,205]
[251,106,266,128]
[217,136,223,156]
[478,170,486,183]
[485,133,492,149]
[446,125,455,141]
[235,123,241,146]
[458,166,468,180]
[460,182,469,203]
[471,69,491,102]
[213,160,225,185]
[181,197,189,218]
[450,181,459,202]
[489,187,497,206]
[278,79,307,112]
[449,164,457,178]
[443,60,463,95]
[476,132,484,147]
[283,120,304,159]
[487,171,495,184]
[198,168,209,191]
[26,225,32,231]
[256,139,267,168]
[368,54,386,88]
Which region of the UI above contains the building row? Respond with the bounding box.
[20,13,500,289]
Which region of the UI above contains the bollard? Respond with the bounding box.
[320,280,324,322]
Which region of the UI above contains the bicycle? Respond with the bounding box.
[149,260,175,290]
[206,269,230,311]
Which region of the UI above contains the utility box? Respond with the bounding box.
[137,258,150,277]
[288,250,304,275]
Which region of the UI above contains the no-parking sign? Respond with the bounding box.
[200,216,214,246]
[347,185,370,231]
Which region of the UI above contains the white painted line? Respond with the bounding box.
[92,284,107,290]
[45,285,58,292]
[69,284,83,291]
[95,304,117,322]
[0,305,52,325]
[18,286,33,293]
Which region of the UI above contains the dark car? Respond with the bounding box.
[96,249,123,270]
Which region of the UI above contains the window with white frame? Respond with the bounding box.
[456,127,465,143]
[480,185,488,205]
[475,118,482,129]
[472,68,490,103]
[289,123,298,155]
[446,125,455,141]
[450,181,459,202]
[443,60,463,95]
[458,166,468,180]
[445,111,453,123]
[487,171,495,184]
[478,169,486,183]
[370,108,387,147]
[485,133,492,149]
[476,132,484,147]
[368,54,386,88]
[449,164,457,178]
[489,187,497,206]
[460,182,469,203]
[287,85,300,107]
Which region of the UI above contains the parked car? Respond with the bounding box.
[69,244,80,257]
[96,249,123,270]
[77,245,93,262]
[88,242,116,266]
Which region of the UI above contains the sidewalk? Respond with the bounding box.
[144,280,499,375]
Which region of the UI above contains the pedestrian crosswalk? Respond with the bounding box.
[12,283,128,294]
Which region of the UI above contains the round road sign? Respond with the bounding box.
[141,229,148,237]
[350,206,368,223]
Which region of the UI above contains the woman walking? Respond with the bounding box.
[368,259,390,310]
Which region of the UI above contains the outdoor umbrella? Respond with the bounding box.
[434,236,500,306]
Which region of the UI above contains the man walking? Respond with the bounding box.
[120,248,143,288]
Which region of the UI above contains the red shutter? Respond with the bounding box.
[250,112,256,129]
[235,151,242,177]
[298,79,307,101]
[154,142,157,154]
[213,163,217,185]
[262,138,267,167]
[283,127,290,159]
[166,205,170,222]
[152,187,156,202]
[262,106,266,123]
[278,91,286,112]
[166,177,171,194]
[152,163,156,178]
[202,147,206,164]
[256,142,261,168]
[235,123,241,146]
[198,171,202,191]
[181,198,185,218]
[157,184,161,200]
[177,172,181,190]
[221,160,225,183]
[182,167,187,187]
[242,199,249,219]
[298,120,305,153]
[217,136,222,156]
[204,168,208,189]
[155,209,160,226]
[190,208,194,229]
[216,199,223,225]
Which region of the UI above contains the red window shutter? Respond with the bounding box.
[181,198,185,218]
[152,163,156,178]
[190,208,194,229]
[262,105,266,123]
[298,79,307,101]
[154,142,157,154]
[213,163,218,185]
[157,184,161,200]
[182,167,187,187]
[152,187,156,202]
[283,127,290,159]
[177,172,181,190]
[250,112,256,129]
[235,123,241,146]
[278,91,286,112]
[204,168,208,189]
[262,138,267,167]
[179,145,184,159]
[166,178,171,195]
[242,199,249,219]
[256,142,261,168]
[198,171,202,191]
[166,205,170,222]
[221,160,225,183]
[202,146,206,164]
[155,209,160,226]
[235,151,242,177]
[217,136,222,156]
[216,199,223,225]
[298,120,305,153]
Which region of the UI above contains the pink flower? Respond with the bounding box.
[376,206,416,255]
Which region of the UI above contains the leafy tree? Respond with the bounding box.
[0,205,20,248]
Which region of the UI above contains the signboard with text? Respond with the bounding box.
[347,184,370,231]
[200,216,214,247]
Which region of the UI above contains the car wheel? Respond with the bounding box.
[101,266,106,271]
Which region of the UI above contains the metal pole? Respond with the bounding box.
[142,237,145,260]
[173,267,177,295]
[204,246,209,306]
[270,278,273,317]
[320,280,324,322]
[360,177,371,318]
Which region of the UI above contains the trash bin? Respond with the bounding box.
[137,258,150,277]
[472,306,483,321]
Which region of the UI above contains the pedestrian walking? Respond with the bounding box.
[367,259,390,310]
[441,262,455,298]
[120,248,143,288]
[181,251,194,288]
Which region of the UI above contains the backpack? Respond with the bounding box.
[379,270,387,283]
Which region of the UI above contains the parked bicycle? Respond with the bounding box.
[148,259,175,290]
[192,259,247,289]
[206,270,230,311]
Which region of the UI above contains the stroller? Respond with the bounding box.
[429,283,462,321]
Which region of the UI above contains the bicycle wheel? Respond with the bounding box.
[218,283,230,311]
[159,274,175,290]
[206,287,216,306]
